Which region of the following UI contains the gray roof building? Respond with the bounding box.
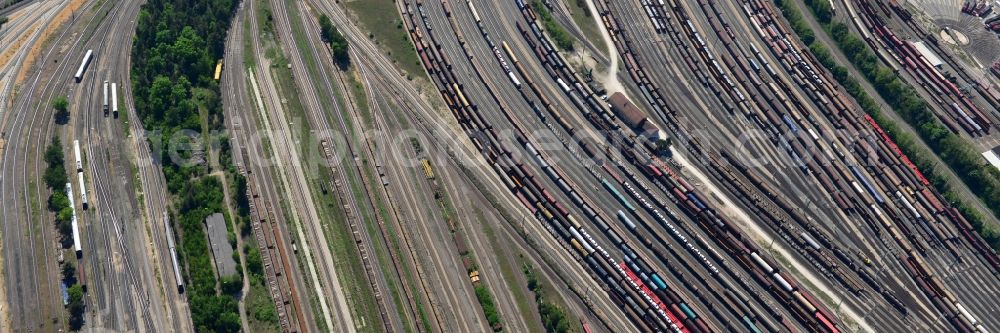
[205,213,237,278]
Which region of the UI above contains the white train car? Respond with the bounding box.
[110,82,119,118]
[163,212,184,293]
[73,140,82,172]
[74,50,93,83]
[102,81,109,116]
[77,171,88,210]
[66,183,82,255]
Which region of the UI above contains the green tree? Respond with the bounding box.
[57,208,74,237]
[43,165,68,190]
[52,96,70,122]
[318,14,350,66]
[319,14,334,42]
[43,136,67,191]
[245,245,262,276]
[131,0,245,329]
[48,191,70,212]
[62,262,76,283]
[539,301,571,333]
[57,207,74,222]
[45,136,64,166]
[67,284,85,330]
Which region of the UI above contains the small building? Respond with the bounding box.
[205,213,237,278]
[984,146,1000,172]
[911,41,944,68]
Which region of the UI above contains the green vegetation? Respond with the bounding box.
[774,0,1000,250]
[42,137,73,240]
[429,171,502,331]
[61,258,84,330]
[43,137,67,189]
[318,14,349,67]
[562,0,606,53]
[67,284,85,329]
[478,210,542,332]
[176,179,241,332]
[0,16,7,30]
[345,0,424,76]
[267,4,386,329]
[52,96,69,123]
[232,173,251,233]
[61,261,76,283]
[523,262,576,333]
[43,131,81,331]
[531,1,575,51]
[243,243,280,332]
[474,284,503,331]
[131,0,244,330]
[220,273,242,294]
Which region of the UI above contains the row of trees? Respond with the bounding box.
[43,137,74,242]
[774,0,1000,250]
[66,276,85,330]
[131,0,243,331]
[42,135,86,329]
[531,1,575,51]
[318,14,350,67]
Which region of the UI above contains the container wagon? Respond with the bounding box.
[74,50,93,83]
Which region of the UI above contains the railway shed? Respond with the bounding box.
[205,213,237,278]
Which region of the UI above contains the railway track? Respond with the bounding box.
[223,6,308,331]
[0,0,131,330]
[593,0,999,331]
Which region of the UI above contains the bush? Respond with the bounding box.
[190,295,241,333]
[474,284,503,331]
[252,299,277,322]
[245,245,263,277]
[220,274,242,295]
[539,302,571,333]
